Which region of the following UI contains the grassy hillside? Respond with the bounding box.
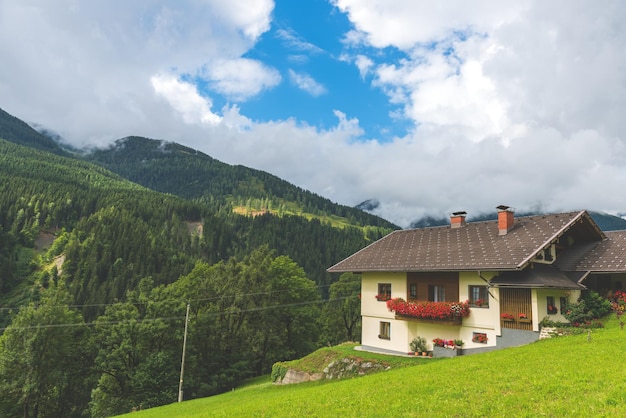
[121,315,626,417]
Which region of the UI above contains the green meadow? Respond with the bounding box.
[120,316,625,417]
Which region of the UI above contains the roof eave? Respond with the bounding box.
[491,283,585,290]
[516,210,602,269]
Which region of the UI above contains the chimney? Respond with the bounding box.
[450,211,467,229]
[497,205,515,235]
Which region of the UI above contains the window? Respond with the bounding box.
[376,283,391,301]
[469,285,489,308]
[428,285,445,302]
[559,296,567,314]
[472,332,488,344]
[379,321,390,340]
[408,283,417,299]
[547,296,557,314]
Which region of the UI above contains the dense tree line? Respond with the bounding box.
[0,247,350,417]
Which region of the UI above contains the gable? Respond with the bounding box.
[556,230,626,273]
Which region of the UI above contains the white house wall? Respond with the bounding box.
[536,288,580,324]
[361,272,409,353]
[459,271,499,349]
[359,270,582,354]
[362,271,503,353]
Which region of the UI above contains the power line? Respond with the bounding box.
[0,282,336,313]
[0,296,355,332]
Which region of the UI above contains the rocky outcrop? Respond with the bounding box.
[279,369,324,385]
[274,357,390,385]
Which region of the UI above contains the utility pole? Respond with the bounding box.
[178,303,190,403]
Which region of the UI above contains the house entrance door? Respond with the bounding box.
[500,288,533,330]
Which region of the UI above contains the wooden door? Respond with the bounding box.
[500,288,532,330]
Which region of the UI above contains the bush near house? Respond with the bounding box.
[562,291,612,326]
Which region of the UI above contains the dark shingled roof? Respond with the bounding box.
[328,210,605,273]
[557,230,626,273]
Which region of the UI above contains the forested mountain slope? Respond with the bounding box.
[0,108,396,304]
[0,138,203,308]
[84,136,397,230]
[0,136,385,310]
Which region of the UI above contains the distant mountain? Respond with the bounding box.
[84,136,398,230]
[0,108,67,155]
[409,210,626,231]
[589,211,626,231]
[355,199,380,212]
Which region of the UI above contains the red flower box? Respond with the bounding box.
[386,298,470,321]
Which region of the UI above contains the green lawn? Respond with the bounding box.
[119,316,626,417]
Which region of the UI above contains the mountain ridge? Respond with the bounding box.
[82,135,397,230]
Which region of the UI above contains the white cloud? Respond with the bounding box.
[332,0,525,49]
[0,0,275,137]
[288,70,327,96]
[209,0,274,40]
[205,58,282,101]
[151,74,222,125]
[354,55,374,78]
[276,28,324,54]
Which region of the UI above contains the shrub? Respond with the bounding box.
[611,290,626,317]
[410,336,427,353]
[270,362,288,383]
[582,291,612,318]
[563,291,611,324]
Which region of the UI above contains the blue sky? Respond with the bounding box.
[1,1,626,226]
[211,0,411,139]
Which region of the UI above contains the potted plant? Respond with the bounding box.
[518,313,531,322]
[547,305,558,314]
[432,337,458,358]
[432,337,445,347]
[500,313,515,321]
[410,336,427,355]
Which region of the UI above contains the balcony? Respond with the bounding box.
[386,298,470,326]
